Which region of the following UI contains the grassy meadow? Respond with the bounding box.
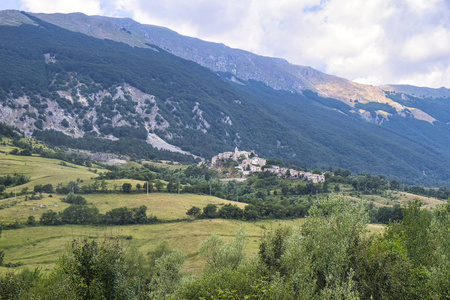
[343,189,445,209]
[0,219,305,276]
[85,193,247,219]
[0,192,247,223]
[0,151,105,194]
[0,217,385,277]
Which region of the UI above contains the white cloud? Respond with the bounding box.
[16,0,450,88]
[401,27,450,62]
[20,0,103,15]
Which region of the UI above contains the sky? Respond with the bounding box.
[1,0,449,88]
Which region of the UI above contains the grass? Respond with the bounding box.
[141,160,190,170]
[85,193,247,220]
[0,194,71,224]
[0,218,384,277]
[390,191,445,209]
[337,183,445,210]
[0,219,302,276]
[0,152,106,193]
[0,192,247,224]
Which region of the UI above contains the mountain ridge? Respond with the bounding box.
[3,10,445,124]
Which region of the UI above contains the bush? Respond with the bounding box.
[40,210,62,226]
[122,183,132,193]
[62,193,87,205]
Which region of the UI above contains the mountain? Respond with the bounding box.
[28,11,447,124]
[1,10,450,185]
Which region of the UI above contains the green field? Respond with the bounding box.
[0,219,301,275]
[85,193,247,219]
[0,151,105,193]
[0,219,385,277]
[0,192,247,223]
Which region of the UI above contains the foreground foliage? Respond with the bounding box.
[1,195,449,299]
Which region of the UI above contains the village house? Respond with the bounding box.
[210,148,325,183]
[211,147,255,167]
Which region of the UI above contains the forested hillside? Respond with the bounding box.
[0,12,450,185]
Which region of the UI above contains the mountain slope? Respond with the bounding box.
[0,11,450,185]
[25,10,441,125]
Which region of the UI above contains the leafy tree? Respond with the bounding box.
[276,195,368,299]
[351,234,425,299]
[217,204,244,219]
[244,204,260,220]
[60,205,99,225]
[62,193,87,205]
[122,183,132,193]
[427,201,450,299]
[154,180,164,192]
[148,249,185,299]
[59,239,132,300]
[26,216,37,226]
[132,205,148,224]
[202,204,217,219]
[200,228,246,273]
[33,185,43,193]
[40,210,62,225]
[385,200,432,267]
[42,184,54,193]
[103,207,134,225]
[186,206,201,219]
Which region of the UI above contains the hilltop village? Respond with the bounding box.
[211,148,325,183]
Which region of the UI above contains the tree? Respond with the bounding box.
[132,205,148,224]
[100,180,108,192]
[186,206,201,219]
[103,207,134,225]
[62,193,87,205]
[34,185,43,193]
[60,118,69,128]
[60,205,99,225]
[166,181,173,193]
[200,228,246,273]
[59,239,132,300]
[385,200,431,267]
[278,195,368,298]
[122,183,132,193]
[42,184,54,193]
[202,204,217,219]
[136,183,141,191]
[154,180,164,192]
[148,249,186,299]
[40,210,62,225]
[428,201,450,298]
[244,204,260,220]
[218,204,244,220]
[27,216,37,226]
